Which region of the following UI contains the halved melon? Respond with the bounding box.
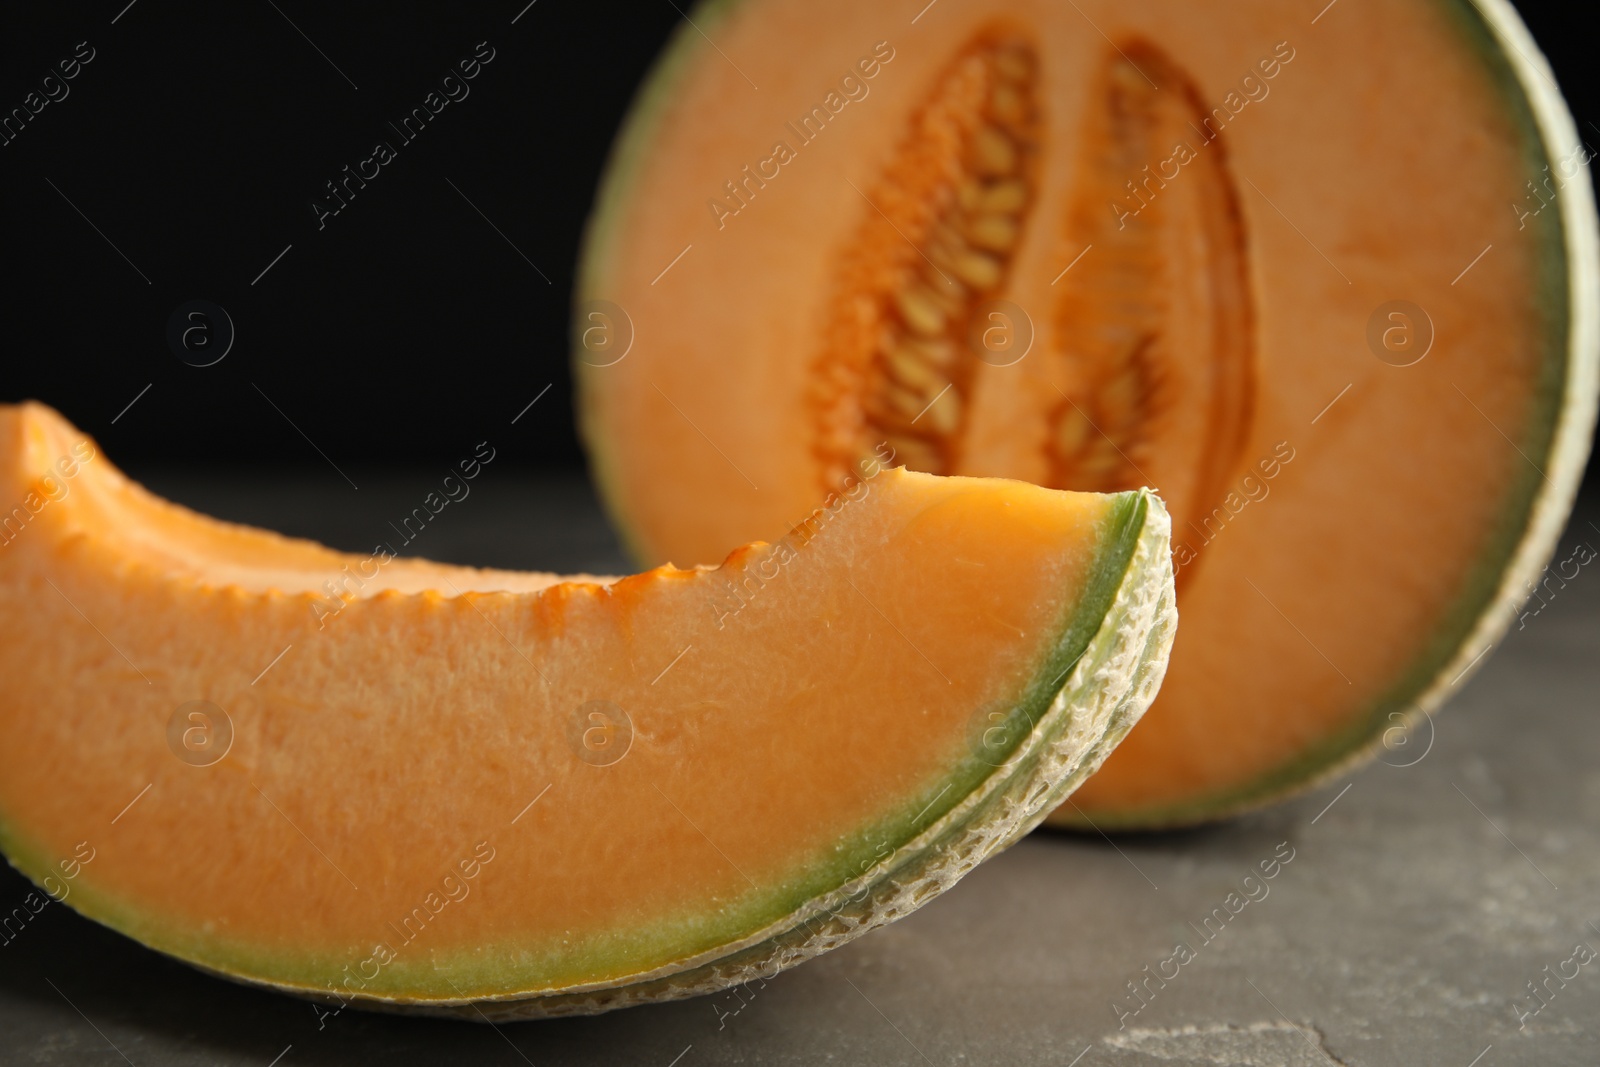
[0,402,1173,1017]
[575,0,1599,826]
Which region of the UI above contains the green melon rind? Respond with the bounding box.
[0,488,1174,1012]
[573,0,1594,828]
[1022,579,1177,844]
[1051,0,1598,831]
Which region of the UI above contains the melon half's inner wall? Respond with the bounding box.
[575,0,1597,825]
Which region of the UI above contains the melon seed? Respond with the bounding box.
[951,249,1002,289]
[991,84,1027,128]
[972,127,1018,176]
[812,36,1040,481]
[895,286,946,336]
[1055,402,1093,456]
[902,337,957,367]
[956,178,984,213]
[920,387,962,435]
[888,342,948,397]
[967,214,1020,252]
[925,272,968,314]
[882,382,928,422]
[979,180,1028,214]
[1098,365,1144,425]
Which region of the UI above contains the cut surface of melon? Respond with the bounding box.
[0,403,1173,1017]
[575,0,1598,826]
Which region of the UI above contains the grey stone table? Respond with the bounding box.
[2,470,1596,1066]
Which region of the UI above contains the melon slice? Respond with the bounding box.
[574,0,1599,827]
[0,403,1173,1018]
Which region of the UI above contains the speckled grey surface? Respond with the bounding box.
[1,473,1595,1066]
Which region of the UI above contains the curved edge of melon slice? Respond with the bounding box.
[374,490,1176,1020]
[0,401,1176,1017]
[211,490,1175,1019]
[1039,0,1600,832]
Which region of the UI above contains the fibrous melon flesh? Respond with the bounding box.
[575,0,1598,827]
[0,403,1173,1017]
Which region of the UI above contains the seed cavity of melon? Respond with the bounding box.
[809,30,1040,485]
[809,32,1256,572]
[1049,41,1257,577]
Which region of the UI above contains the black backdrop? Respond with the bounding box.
[1,1,1594,481]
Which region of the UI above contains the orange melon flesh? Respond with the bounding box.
[575,0,1599,825]
[0,402,1174,1016]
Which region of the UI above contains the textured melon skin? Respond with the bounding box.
[0,404,1175,1016]
[573,0,1599,830]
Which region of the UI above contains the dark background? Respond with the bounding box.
[0,0,689,477]
[0,0,1594,482]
